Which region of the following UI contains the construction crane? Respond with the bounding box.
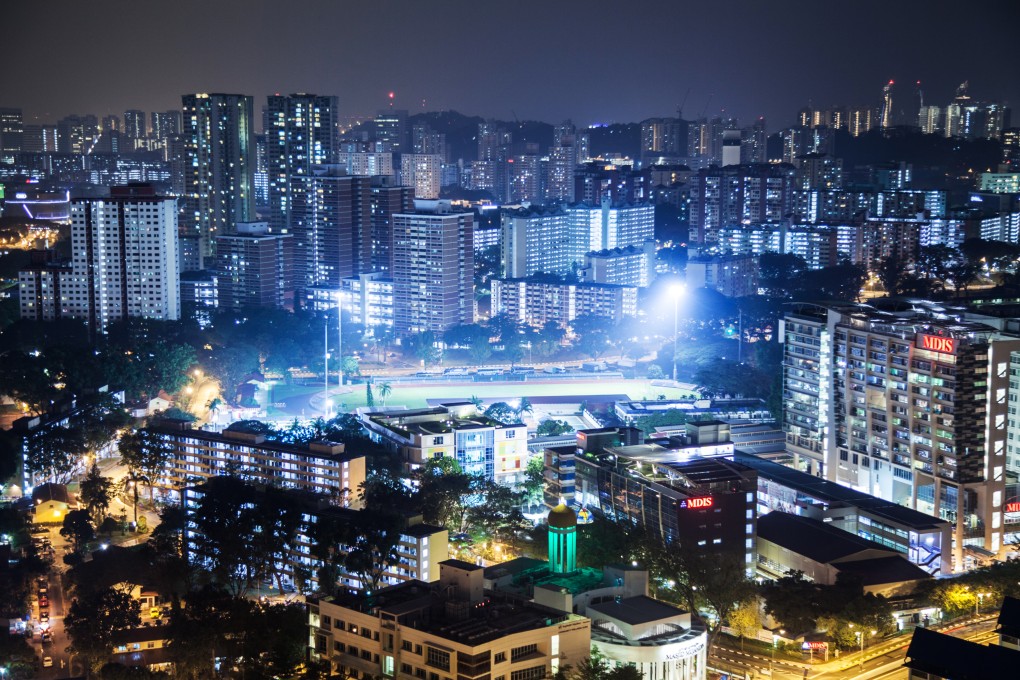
[677,88,691,120]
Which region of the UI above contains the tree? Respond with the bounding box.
[24,425,87,484]
[406,330,441,366]
[65,587,141,675]
[515,396,534,420]
[877,253,906,295]
[119,429,175,501]
[378,382,393,408]
[571,314,613,359]
[79,463,114,525]
[729,597,763,651]
[188,476,259,595]
[484,401,520,425]
[366,383,375,409]
[121,470,149,527]
[523,456,545,504]
[946,258,979,297]
[571,647,609,680]
[535,320,565,357]
[60,509,95,555]
[536,419,574,437]
[646,364,664,380]
[340,355,359,382]
[759,252,808,298]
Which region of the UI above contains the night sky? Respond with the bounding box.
[3,0,1018,130]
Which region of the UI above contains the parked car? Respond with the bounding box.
[42,656,53,668]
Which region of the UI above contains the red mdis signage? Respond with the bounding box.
[680,497,713,509]
[916,334,956,355]
[1005,501,1020,513]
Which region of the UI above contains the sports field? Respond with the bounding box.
[276,378,698,413]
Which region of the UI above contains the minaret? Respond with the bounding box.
[547,502,577,574]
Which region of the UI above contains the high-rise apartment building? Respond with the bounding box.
[151,110,181,143]
[266,93,339,233]
[391,205,473,334]
[0,107,24,154]
[688,164,796,243]
[374,109,408,152]
[400,153,442,200]
[180,93,256,267]
[502,207,578,278]
[123,109,146,146]
[214,221,294,309]
[640,117,686,163]
[298,166,364,289]
[782,303,1020,567]
[59,184,180,331]
[57,114,99,154]
[368,178,415,274]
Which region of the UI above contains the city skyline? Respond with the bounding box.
[2,0,1018,130]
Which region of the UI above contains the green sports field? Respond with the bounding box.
[277,378,698,413]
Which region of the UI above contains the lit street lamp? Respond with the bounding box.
[770,628,784,677]
[977,591,989,616]
[670,283,686,383]
[850,624,877,671]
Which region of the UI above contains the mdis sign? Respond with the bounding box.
[916,334,956,355]
[679,496,713,510]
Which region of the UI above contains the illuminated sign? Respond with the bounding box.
[916,334,956,355]
[679,497,713,509]
[802,641,828,650]
[1005,501,1020,513]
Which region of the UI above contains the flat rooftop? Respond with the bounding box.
[733,451,949,531]
[588,595,687,626]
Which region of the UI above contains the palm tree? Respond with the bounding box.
[515,397,534,421]
[379,382,392,408]
[123,469,149,527]
[469,395,484,411]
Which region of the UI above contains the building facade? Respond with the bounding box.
[214,221,294,309]
[180,93,256,266]
[492,279,638,328]
[391,207,474,334]
[782,303,1020,566]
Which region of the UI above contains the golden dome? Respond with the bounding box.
[548,503,577,529]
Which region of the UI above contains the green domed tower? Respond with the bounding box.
[547,502,577,574]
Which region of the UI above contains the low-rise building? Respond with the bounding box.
[308,560,591,680]
[733,450,952,575]
[147,420,366,505]
[756,511,932,597]
[996,596,1020,651]
[904,627,1020,679]
[31,483,73,524]
[184,479,447,592]
[361,404,529,486]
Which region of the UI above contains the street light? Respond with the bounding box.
[977,592,990,616]
[771,628,784,677]
[670,283,686,383]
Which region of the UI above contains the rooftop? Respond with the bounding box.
[905,627,1020,679]
[588,595,688,626]
[996,595,1020,639]
[733,451,950,531]
[314,580,579,646]
[757,511,897,565]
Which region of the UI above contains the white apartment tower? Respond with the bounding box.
[69,184,180,330]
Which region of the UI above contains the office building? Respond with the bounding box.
[374,109,408,152]
[401,154,442,200]
[733,450,953,575]
[362,403,530,486]
[179,270,218,325]
[185,478,447,593]
[562,423,759,575]
[266,94,339,233]
[580,240,657,288]
[151,110,181,145]
[22,124,59,153]
[214,221,294,309]
[391,205,473,334]
[756,512,932,596]
[308,560,591,680]
[57,114,99,154]
[180,93,256,266]
[542,427,644,509]
[34,183,179,331]
[782,302,1020,566]
[492,279,638,328]
[338,272,394,333]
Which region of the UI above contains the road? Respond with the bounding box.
[28,526,86,679]
[709,617,999,680]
